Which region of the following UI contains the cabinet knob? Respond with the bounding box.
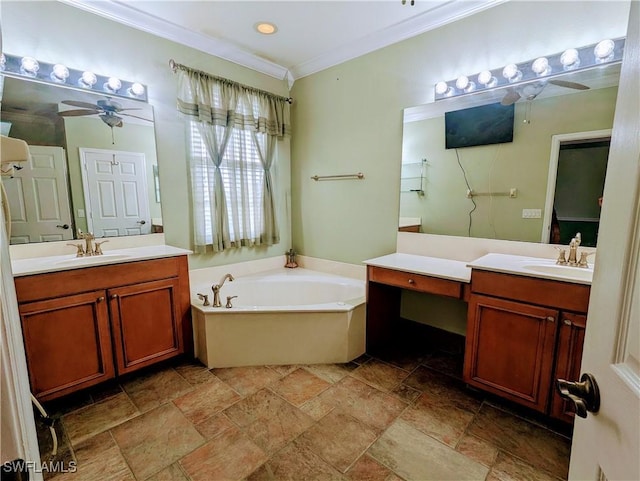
[111,294,119,299]
[546,316,555,322]
[408,279,415,285]
[563,319,572,326]
[97,296,105,302]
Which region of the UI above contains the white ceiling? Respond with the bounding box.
[57,0,506,82]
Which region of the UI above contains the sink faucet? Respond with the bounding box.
[567,232,582,266]
[211,273,234,307]
[77,229,98,256]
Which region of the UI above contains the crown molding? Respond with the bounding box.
[290,0,508,80]
[55,0,290,80]
[56,0,506,82]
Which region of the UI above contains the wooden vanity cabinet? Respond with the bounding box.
[15,256,191,401]
[19,291,115,401]
[550,312,587,423]
[464,270,590,419]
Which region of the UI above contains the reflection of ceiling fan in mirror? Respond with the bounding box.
[501,79,590,106]
[58,98,150,143]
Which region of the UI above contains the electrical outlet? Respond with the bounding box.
[522,208,542,219]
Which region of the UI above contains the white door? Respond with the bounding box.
[568,3,640,480]
[2,145,73,244]
[80,148,151,237]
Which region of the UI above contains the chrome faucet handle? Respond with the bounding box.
[67,243,85,257]
[226,296,238,308]
[555,247,567,265]
[197,293,210,306]
[94,240,108,255]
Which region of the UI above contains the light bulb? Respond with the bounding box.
[51,63,69,83]
[79,71,97,88]
[105,77,122,92]
[20,57,39,76]
[594,39,615,62]
[435,81,452,96]
[502,63,522,82]
[455,75,475,93]
[560,48,580,70]
[477,70,497,88]
[531,57,550,76]
[129,82,145,97]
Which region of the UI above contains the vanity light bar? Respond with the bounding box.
[434,37,625,101]
[0,53,148,103]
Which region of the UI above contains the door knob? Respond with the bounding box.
[56,224,70,229]
[556,373,600,418]
[137,220,146,225]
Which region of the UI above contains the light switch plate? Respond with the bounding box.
[522,208,542,219]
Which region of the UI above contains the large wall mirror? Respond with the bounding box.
[400,64,620,247]
[1,75,161,244]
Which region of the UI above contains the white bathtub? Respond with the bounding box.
[191,268,366,368]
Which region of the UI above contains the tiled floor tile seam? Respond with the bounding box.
[481,399,573,440]
[454,401,567,481]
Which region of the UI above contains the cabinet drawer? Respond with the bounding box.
[470,270,590,312]
[15,257,185,303]
[368,266,463,298]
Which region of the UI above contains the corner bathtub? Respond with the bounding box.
[191,268,366,368]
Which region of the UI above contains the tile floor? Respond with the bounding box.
[36,330,573,481]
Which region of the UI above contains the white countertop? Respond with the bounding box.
[11,245,192,277]
[363,253,471,283]
[467,253,593,285]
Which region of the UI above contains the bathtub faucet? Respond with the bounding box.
[212,273,234,307]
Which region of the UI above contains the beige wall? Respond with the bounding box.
[290,1,630,264]
[1,1,291,269]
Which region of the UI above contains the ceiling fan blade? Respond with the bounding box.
[501,89,521,106]
[58,109,102,116]
[61,100,100,109]
[549,79,590,90]
[119,112,152,121]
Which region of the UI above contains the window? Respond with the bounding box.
[188,121,266,247]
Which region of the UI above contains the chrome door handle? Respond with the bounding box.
[556,373,600,418]
[56,224,70,229]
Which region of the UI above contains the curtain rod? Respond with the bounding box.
[169,59,293,104]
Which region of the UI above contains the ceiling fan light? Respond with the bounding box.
[79,71,97,88]
[502,63,522,82]
[560,48,580,70]
[20,57,39,77]
[50,63,69,83]
[477,70,497,88]
[594,39,615,62]
[531,57,550,76]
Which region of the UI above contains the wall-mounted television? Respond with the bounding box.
[445,102,515,149]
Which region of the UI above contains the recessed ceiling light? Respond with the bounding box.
[255,22,277,35]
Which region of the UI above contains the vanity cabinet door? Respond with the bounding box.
[464,294,559,412]
[109,278,184,375]
[550,312,587,422]
[20,290,115,401]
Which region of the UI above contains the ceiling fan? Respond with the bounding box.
[58,99,149,128]
[501,79,590,106]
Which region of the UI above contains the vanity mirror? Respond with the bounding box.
[1,75,162,244]
[400,62,620,247]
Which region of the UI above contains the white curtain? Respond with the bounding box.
[176,65,290,253]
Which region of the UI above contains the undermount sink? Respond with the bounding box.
[54,254,132,267]
[521,263,593,282]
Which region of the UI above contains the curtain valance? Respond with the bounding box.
[174,62,291,138]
